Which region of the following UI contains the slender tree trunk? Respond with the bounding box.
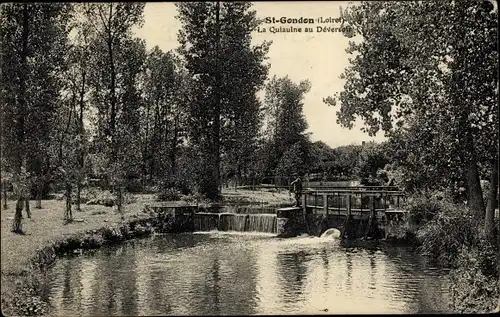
[65,181,72,223]
[211,0,221,201]
[143,102,150,187]
[35,177,42,209]
[76,69,86,212]
[76,184,81,212]
[484,158,498,240]
[108,5,116,158]
[170,115,179,180]
[12,4,29,234]
[2,180,8,210]
[12,194,24,233]
[34,155,42,209]
[150,103,160,181]
[106,5,123,214]
[25,195,30,218]
[117,185,124,220]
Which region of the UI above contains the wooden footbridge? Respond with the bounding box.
[302,186,406,216]
[279,185,409,239]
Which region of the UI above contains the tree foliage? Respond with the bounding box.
[176,2,270,199]
[262,75,311,178]
[325,1,498,221]
[1,3,73,231]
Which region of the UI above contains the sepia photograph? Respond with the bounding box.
[1,1,499,315]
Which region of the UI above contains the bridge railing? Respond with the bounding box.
[302,188,406,217]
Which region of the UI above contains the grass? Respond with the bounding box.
[1,197,153,276]
[221,187,295,205]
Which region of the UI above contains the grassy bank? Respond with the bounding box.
[221,187,294,205]
[0,188,293,316]
[403,194,500,313]
[0,196,157,316]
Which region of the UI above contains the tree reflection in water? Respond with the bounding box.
[321,249,330,287]
[369,251,377,291]
[202,256,221,315]
[43,234,451,315]
[276,250,309,306]
[346,251,352,290]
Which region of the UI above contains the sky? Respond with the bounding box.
[133,1,387,148]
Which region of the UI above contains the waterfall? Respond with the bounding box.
[247,214,277,233]
[227,214,249,231]
[196,213,278,233]
[194,212,220,231]
[219,213,248,231]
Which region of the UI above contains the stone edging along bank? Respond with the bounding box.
[1,214,168,317]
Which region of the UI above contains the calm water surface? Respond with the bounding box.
[42,232,452,315]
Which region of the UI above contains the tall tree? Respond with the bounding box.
[263,75,311,178]
[83,3,145,216]
[1,3,72,232]
[325,1,498,226]
[141,47,185,186]
[176,1,270,200]
[66,6,93,212]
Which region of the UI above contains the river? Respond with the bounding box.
[40,231,452,315]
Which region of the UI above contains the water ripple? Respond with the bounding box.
[43,233,452,315]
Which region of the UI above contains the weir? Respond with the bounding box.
[194,212,277,233]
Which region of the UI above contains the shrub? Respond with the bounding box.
[85,190,115,207]
[404,190,447,225]
[450,241,499,313]
[181,192,209,205]
[408,191,499,312]
[155,187,181,201]
[414,198,480,267]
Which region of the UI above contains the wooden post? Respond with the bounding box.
[301,194,311,235]
[342,194,352,239]
[323,193,328,216]
[346,194,351,217]
[365,195,375,239]
[370,195,375,218]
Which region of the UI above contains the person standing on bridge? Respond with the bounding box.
[290,174,303,207]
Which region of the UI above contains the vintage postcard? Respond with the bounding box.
[1,1,498,316]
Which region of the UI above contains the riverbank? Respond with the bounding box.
[0,197,157,316]
[1,189,294,316]
[402,195,500,314]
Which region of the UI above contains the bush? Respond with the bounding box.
[404,190,447,225]
[125,177,143,193]
[155,187,181,201]
[85,189,115,207]
[155,175,195,201]
[408,191,499,312]
[180,193,209,205]
[450,241,499,313]
[415,200,480,267]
